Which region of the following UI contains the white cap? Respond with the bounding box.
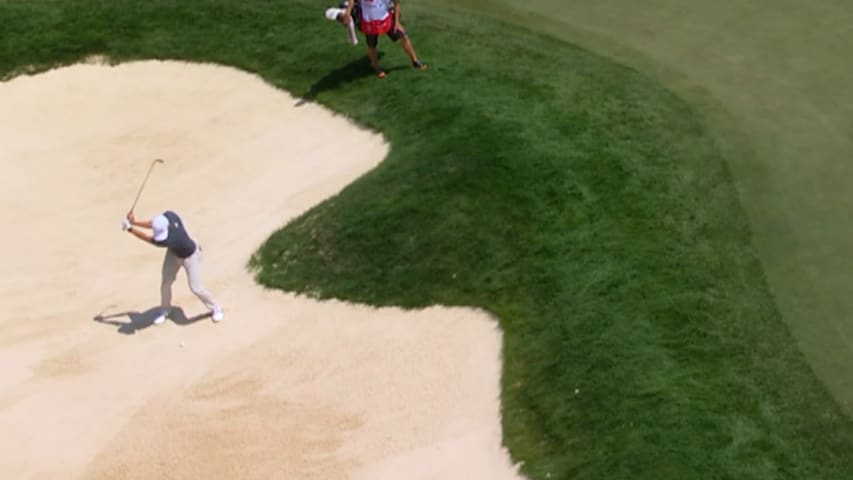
[325,7,343,21]
[151,214,169,242]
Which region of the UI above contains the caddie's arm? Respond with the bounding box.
[342,0,354,23]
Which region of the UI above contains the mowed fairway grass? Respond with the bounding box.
[4,1,853,479]
[433,0,853,417]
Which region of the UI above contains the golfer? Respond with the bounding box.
[340,0,427,78]
[122,210,224,324]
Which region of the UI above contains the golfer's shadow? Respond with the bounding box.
[92,306,210,335]
[296,52,408,106]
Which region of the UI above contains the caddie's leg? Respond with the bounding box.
[391,26,426,69]
[400,38,418,62]
[367,46,379,66]
[364,34,387,77]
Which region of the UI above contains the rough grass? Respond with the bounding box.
[3,1,853,479]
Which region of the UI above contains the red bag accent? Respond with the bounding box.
[360,14,392,35]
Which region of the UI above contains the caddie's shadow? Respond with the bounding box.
[296,52,409,106]
[92,305,210,335]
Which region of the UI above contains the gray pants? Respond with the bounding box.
[161,248,218,312]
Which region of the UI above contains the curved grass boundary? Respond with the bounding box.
[432,0,853,418]
[3,1,853,479]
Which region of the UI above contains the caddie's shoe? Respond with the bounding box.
[373,65,388,79]
[211,307,224,323]
[412,60,428,70]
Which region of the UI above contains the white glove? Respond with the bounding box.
[121,218,131,231]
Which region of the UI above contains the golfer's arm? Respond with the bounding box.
[394,1,401,24]
[131,219,152,228]
[343,0,354,17]
[128,226,154,243]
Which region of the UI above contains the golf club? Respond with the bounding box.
[128,158,164,214]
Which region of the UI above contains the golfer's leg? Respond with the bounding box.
[160,251,180,314]
[183,250,218,311]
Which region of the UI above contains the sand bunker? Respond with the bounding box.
[0,60,522,479]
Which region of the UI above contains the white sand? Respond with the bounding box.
[0,60,523,479]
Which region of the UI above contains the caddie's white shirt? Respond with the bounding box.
[360,0,393,22]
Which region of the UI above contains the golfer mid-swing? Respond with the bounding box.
[122,210,224,324]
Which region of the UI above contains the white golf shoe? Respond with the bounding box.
[211,307,224,323]
[153,307,170,325]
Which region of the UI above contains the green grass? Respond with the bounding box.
[426,0,853,416]
[4,1,853,479]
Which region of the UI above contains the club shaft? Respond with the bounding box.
[130,159,163,213]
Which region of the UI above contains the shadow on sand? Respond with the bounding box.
[93,306,210,335]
